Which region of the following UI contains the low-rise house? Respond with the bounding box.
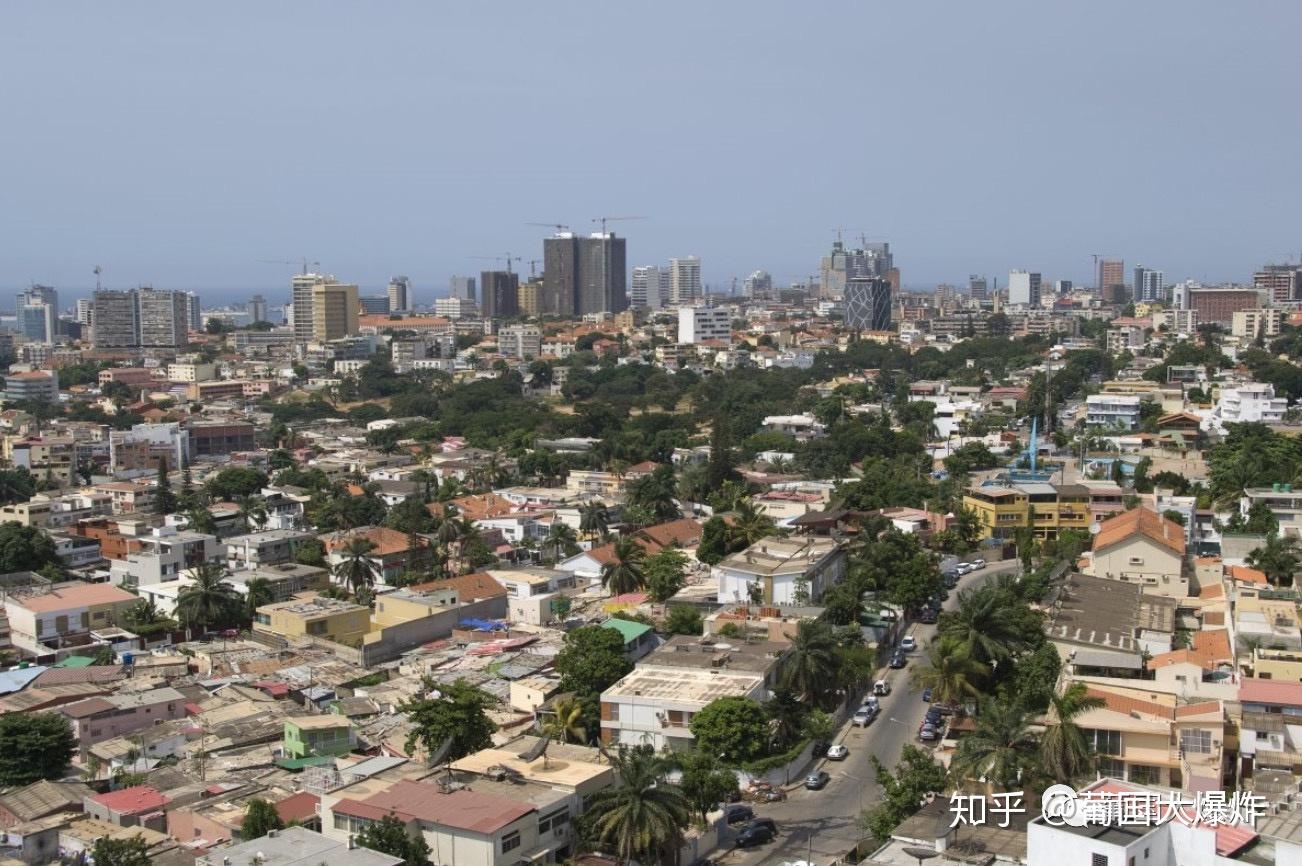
[601,618,657,660]
[82,785,169,829]
[225,529,316,570]
[0,780,93,829]
[196,825,403,866]
[321,526,429,585]
[1047,573,1176,674]
[108,526,224,588]
[226,562,331,603]
[254,594,371,648]
[1238,678,1302,779]
[1085,506,1189,599]
[59,687,187,755]
[1234,584,1302,651]
[3,581,139,657]
[283,716,354,761]
[713,536,845,605]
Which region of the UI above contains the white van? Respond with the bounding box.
[873,679,891,696]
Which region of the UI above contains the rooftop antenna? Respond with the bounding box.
[93,265,102,292]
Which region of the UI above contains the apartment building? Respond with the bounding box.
[4,436,77,488]
[224,529,316,571]
[1219,382,1288,424]
[226,562,330,602]
[713,536,845,606]
[254,593,371,648]
[107,527,224,588]
[497,324,542,360]
[0,491,112,529]
[1240,485,1302,539]
[1232,308,1283,339]
[962,481,1093,540]
[1086,394,1143,429]
[321,526,428,585]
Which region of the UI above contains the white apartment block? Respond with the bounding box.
[1219,382,1288,424]
[1086,394,1142,430]
[498,324,542,360]
[1232,308,1283,339]
[677,305,731,344]
[669,257,701,305]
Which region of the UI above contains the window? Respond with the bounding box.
[501,832,521,853]
[538,808,570,834]
[1257,731,1271,741]
[1180,729,1212,754]
[1128,765,1161,785]
[1092,854,1108,866]
[1084,728,1122,756]
[307,620,327,635]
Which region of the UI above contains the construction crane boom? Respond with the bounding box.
[470,254,522,275]
[591,215,645,234]
[257,258,319,275]
[526,222,571,234]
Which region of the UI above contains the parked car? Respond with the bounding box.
[725,805,754,825]
[918,609,937,624]
[925,708,943,726]
[862,695,880,711]
[970,558,986,569]
[805,770,831,790]
[827,743,849,760]
[811,739,830,758]
[852,708,876,727]
[900,636,917,652]
[736,825,776,848]
[874,679,892,696]
[955,562,974,575]
[745,819,778,836]
[919,724,939,741]
[889,653,907,669]
[922,688,933,702]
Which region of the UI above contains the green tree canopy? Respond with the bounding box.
[399,677,497,763]
[0,712,76,785]
[689,696,769,765]
[241,798,284,839]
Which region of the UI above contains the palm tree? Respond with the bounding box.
[543,695,588,744]
[766,687,806,750]
[544,522,578,562]
[410,469,437,503]
[601,537,647,596]
[1248,535,1300,586]
[584,746,690,866]
[940,585,1026,665]
[784,619,839,708]
[187,506,217,536]
[333,536,381,598]
[911,637,989,706]
[236,496,268,534]
[950,699,1037,791]
[244,576,276,621]
[176,562,241,635]
[1040,682,1105,782]
[729,499,776,548]
[580,502,609,542]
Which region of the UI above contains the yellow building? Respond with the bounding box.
[1252,647,1302,682]
[370,588,458,628]
[962,482,1091,540]
[253,593,371,648]
[311,280,360,341]
[517,278,541,317]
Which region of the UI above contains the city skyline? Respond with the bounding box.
[1,3,1299,298]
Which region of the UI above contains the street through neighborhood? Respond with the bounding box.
[718,558,1024,866]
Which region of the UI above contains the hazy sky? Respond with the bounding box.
[3,2,1300,304]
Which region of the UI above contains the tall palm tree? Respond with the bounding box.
[244,576,276,621]
[584,746,690,866]
[333,536,381,598]
[911,637,989,706]
[543,695,588,744]
[766,687,806,750]
[236,496,268,534]
[544,522,578,562]
[729,499,776,548]
[410,469,437,503]
[580,502,609,542]
[784,619,838,708]
[601,537,647,596]
[951,699,1037,791]
[940,586,1026,665]
[1040,682,1105,782]
[176,562,241,635]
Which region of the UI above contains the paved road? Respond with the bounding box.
[717,558,1023,866]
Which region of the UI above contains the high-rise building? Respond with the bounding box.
[669,257,702,306]
[450,275,476,302]
[249,295,268,324]
[185,292,202,332]
[577,233,627,315]
[387,276,410,313]
[743,270,773,299]
[518,278,542,317]
[139,288,190,347]
[1134,266,1165,303]
[75,298,94,326]
[359,296,390,315]
[542,233,627,315]
[17,285,58,344]
[1254,264,1301,305]
[1008,270,1042,307]
[630,266,668,309]
[1054,280,1074,295]
[843,277,893,331]
[819,240,893,298]
[311,281,360,341]
[967,275,988,300]
[91,290,139,348]
[480,271,520,319]
[291,273,323,344]
[1099,258,1125,296]
[1188,287,1263,326]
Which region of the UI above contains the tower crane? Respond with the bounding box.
[257,258,320,275]
[590,216,645,234]
[471,254,522,275]
[527,259,541,279]
[526,222,571,234]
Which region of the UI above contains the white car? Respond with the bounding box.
[826,744,849,760]
[873,679,892,696]
[900,636,917,652]
[970,558,986,569]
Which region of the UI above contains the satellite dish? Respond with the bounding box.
[518,733,551,763]
[1089,521,1102,536]
[426,735,456,769]
[903,847,940,866]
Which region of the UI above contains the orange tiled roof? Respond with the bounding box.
[1092,507,1186,556]
[323,526,426,557]
[1198,583,1225,600]
[1147,629,1233,672]
[1229,565,1268,585]
[410,571,507,601]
